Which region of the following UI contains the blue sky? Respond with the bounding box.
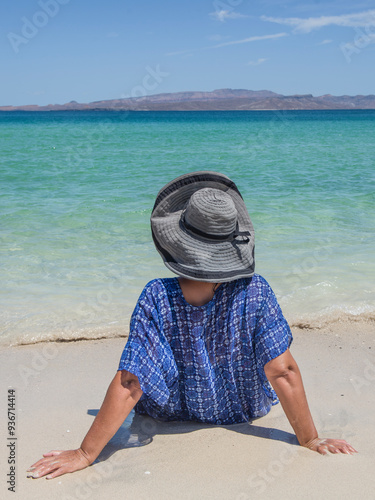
[1,0,375,105]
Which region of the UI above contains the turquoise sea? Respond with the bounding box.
[1,110,374,346]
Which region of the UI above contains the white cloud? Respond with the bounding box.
[211,32,288,48]
[261,9,375,33]
[247,58,268,66]
[318,39,333,45]
[210,10,248,22]
[166,32,287,58]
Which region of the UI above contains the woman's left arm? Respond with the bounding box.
[264,349,357,455]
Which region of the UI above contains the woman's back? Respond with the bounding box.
[118,275,292,425]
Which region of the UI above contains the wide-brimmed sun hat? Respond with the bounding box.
[151,171,255,282]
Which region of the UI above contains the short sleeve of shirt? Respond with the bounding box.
[117,281,177,408]
[254,277,293,369]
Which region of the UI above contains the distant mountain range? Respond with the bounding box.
[2,89,375,111]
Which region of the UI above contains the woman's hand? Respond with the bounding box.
[27,448,91,480]
[27,371,142,481]
[304,437,358,455]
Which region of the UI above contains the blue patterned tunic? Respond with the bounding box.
[118,274,292,425]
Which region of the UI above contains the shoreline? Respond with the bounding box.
[1,320,374,499]
[1,310,374,348]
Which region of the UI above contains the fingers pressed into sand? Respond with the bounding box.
[27,449,91,479]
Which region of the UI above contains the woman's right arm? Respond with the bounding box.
[27,370,143,480]
[264,349,357,455]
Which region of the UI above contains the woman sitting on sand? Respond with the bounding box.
[28,171,356,480]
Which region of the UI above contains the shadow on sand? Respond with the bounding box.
[87,409,299,464]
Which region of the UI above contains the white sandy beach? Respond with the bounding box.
[1,319,374,500]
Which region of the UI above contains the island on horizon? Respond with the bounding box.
[1,88,375,111]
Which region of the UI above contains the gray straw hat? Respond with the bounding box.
[151,171,255,282]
